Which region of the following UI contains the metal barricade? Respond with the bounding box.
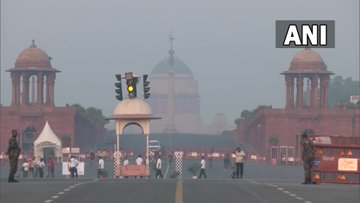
[311,136,360,184]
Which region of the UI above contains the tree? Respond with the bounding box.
[71,104,109,126]
[61,135,71,147]
[234,105,272,126]
[329,75,359,108]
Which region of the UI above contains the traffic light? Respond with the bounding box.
[143,74,150,99]
[125,72,137,98]
[115,74,123,101]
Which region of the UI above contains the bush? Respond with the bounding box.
[187,163,200,176]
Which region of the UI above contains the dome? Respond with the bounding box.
[151,57,193,76]
[288,48,327,72]
[14,40,52,69]
[113,98,152,115]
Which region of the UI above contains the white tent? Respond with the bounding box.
[34,121,62,159]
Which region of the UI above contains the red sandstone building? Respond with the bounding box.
[234,48,360,156]
[0,41,103,154]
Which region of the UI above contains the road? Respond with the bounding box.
[1,160,359,203]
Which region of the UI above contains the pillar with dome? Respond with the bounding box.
[0,40,105,153]
[108,97,160,178]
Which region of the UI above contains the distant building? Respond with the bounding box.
[0,41,104,154]
[234,48,360,156]
[147,35,228,134]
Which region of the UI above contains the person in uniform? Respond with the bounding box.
[300,130,315,184]
[7,130,21,183]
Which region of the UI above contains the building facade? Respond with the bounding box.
[147,36,228,134]
[234,48,360,156]
[0,41,103,154]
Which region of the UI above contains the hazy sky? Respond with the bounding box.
[1,0,359,127]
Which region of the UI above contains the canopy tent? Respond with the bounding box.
[34,121,62,159]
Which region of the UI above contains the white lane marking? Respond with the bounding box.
[277,187,284,190]
[296,197,303,200]
[289,193,297,197]
[52,195,60,199]
[304,201,312,203]
[283,190,290,194]
[58,192,65,195]
[44,200,53,203]
[247,179,260,184]
[64,188,71,191]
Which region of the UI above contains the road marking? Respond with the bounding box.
[58,192,65,195]
[247,179,259,184]
[44,200,53,203]
[64,188,71,191]
[175,180,183,203]
[52,195,59,199]
[283,190,290,194]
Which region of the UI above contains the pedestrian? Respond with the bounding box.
[34,157,40,178]
[136,154,143,165]
[223,151,231,170]
[38,158,45,178]
[28,157,35,177]
[234,146,246,179]
[7,129,21,183]
[70,156,79,178]
[98,156,104,178]
[49,157,55,178]
[198,156,207,179]
[135,154,143,178]
[89,151,95,167]
[155,155,163,178]
[300,130,315,184]
[22,160,29,177]
[123,156,129,179]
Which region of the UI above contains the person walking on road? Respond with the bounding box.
[135,154,144,178]
[234,146,246,179]
[198,156,207,179]
[49,157,55,178]
[7,129,21,183]
[300,130,315,184]
[155,155,163,178]
[98,156,105,178]
[70,156,79,178]
[22,160,29,177]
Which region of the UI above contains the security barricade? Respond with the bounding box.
[116,165,150,178]
[311,136,360,184]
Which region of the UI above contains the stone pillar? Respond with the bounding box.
[37,73,44,107]
[320,76,330,109]
[311,75,319,109]
[285,75,295,109]
[10,72,21,106]
[296,75,304,109]
[22,73,30,106]
[46,73,56,106]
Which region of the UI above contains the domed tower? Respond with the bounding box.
[6,40,60,107]
[148,35,202,134]
[281,48,334,109]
